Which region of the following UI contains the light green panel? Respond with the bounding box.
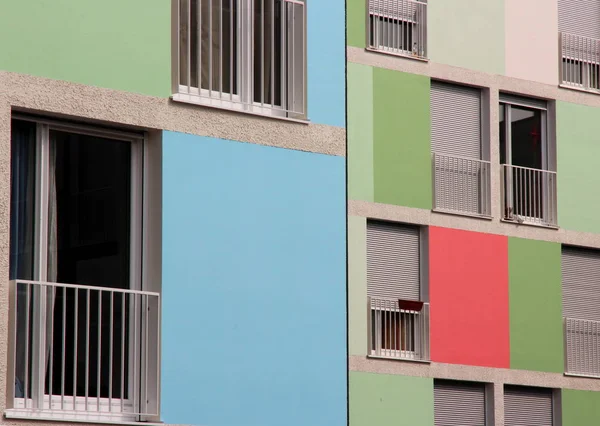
[348,63,374,202]
[0,0,171,97]
[349,216,367,356]
[563,389,600,426]
[373,68,432,209]
[557,101,600,234]
[508,238,563,373]
[347,0,367,48]
[428,0,505,74]
[350,372,434,426]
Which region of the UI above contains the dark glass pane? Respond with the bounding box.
[254,0,283,106]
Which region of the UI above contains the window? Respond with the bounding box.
[562,246,600,377]
[368,0,427,59]
[366,221,429,361]
[559,0,600,92]
[434,380,487,426]
[504,386,555,426]
[7,118,160,422]
[174,0,306,119]
[430,81,490,217]
[499,95,557,227]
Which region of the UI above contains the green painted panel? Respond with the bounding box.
[429,0,505,74]
[349,372,434,426]
[348,216,367,356]
[563,389,600,426]
[348,63,374,202]
[508,238,563,373]
[557,101,600,234]
[0,0,171,97]
[373,68,431,209]
[347,0,367,48]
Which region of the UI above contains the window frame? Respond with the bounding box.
[6,115,161,424]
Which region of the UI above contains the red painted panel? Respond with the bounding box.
[429,227,509,368]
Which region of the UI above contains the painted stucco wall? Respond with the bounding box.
[161,131,346,426]
[349,216,368,356]
[349,372,434,426]
[557,101,600,234]
[348,63,374,202]
[373,68,432,209]
[347,0,366,48]
[429,227,510,368]
[504,0,558,85]
[429,0,505,75]
[0,0,171,98]
[563,389,600,425]
[508,237,563,373]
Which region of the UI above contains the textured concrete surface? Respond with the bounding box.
[0,72,345,157]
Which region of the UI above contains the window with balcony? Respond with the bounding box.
[7,118,160,422]
[562,246,600,377]
[504,386,555,426]
[499,95,557,227]
[559,0,600,92]
[366,220,429,361]
[174,0,306,119]
[431,81,491,218]
[434,380,487,426]
[368,0,427,59]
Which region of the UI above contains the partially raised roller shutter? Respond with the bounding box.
[367,221,420,301]
[430,81,481,159]
[434,380,486,426]
[562,246,600,321]
[504,386,553,426]
[558,0,600,40]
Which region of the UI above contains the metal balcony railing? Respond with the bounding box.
[560,32,600,92]
[175,0,306,119]
[367,297,430,362]
[432,153,491,217]
[368,0,427,59]
[8,280,160,421]
[565,317,600,378]
[501,164,557,227]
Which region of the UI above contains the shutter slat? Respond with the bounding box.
[562,247,600,321]
[434,381,486,426]
[504,386,553,426]
[558,0,600,40]
[367,221,420,301]
[430,82,481,159]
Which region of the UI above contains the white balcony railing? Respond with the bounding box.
[560,32,600,92]
[368,0,427,59]
[7,280,160,421]
[367,297,430,362]
[501,164,557,227]
[565,317,600,378]
[432,153,491,217]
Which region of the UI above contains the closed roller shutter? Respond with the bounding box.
[434,380,486,426]
[562,246,600,321]
[367,221,420,301]
[369,0,422,20]
[504,386,553,426]
[430,81,481,158]
[558,0,600,40]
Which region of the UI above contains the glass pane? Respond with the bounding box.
[254,0,283,106]
[510,105,542,169]
[45,131,131,399]
[179,0,190,86]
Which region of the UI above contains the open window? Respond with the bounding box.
[174,0,306,119]
[499,95,557,227]
[7,117,160,422]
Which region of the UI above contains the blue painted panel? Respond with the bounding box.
[161,131,347,426]
[308,0,345,127]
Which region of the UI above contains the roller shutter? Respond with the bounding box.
[366,221,420,301]
[434,380,486,426]
[562,246,600,321]
[504,386,553,426]
[558,0,600,40]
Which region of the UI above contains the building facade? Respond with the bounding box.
[0,2,346,426]
[348,0,600,425]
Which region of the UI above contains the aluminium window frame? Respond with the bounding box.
[5,115,160,424]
